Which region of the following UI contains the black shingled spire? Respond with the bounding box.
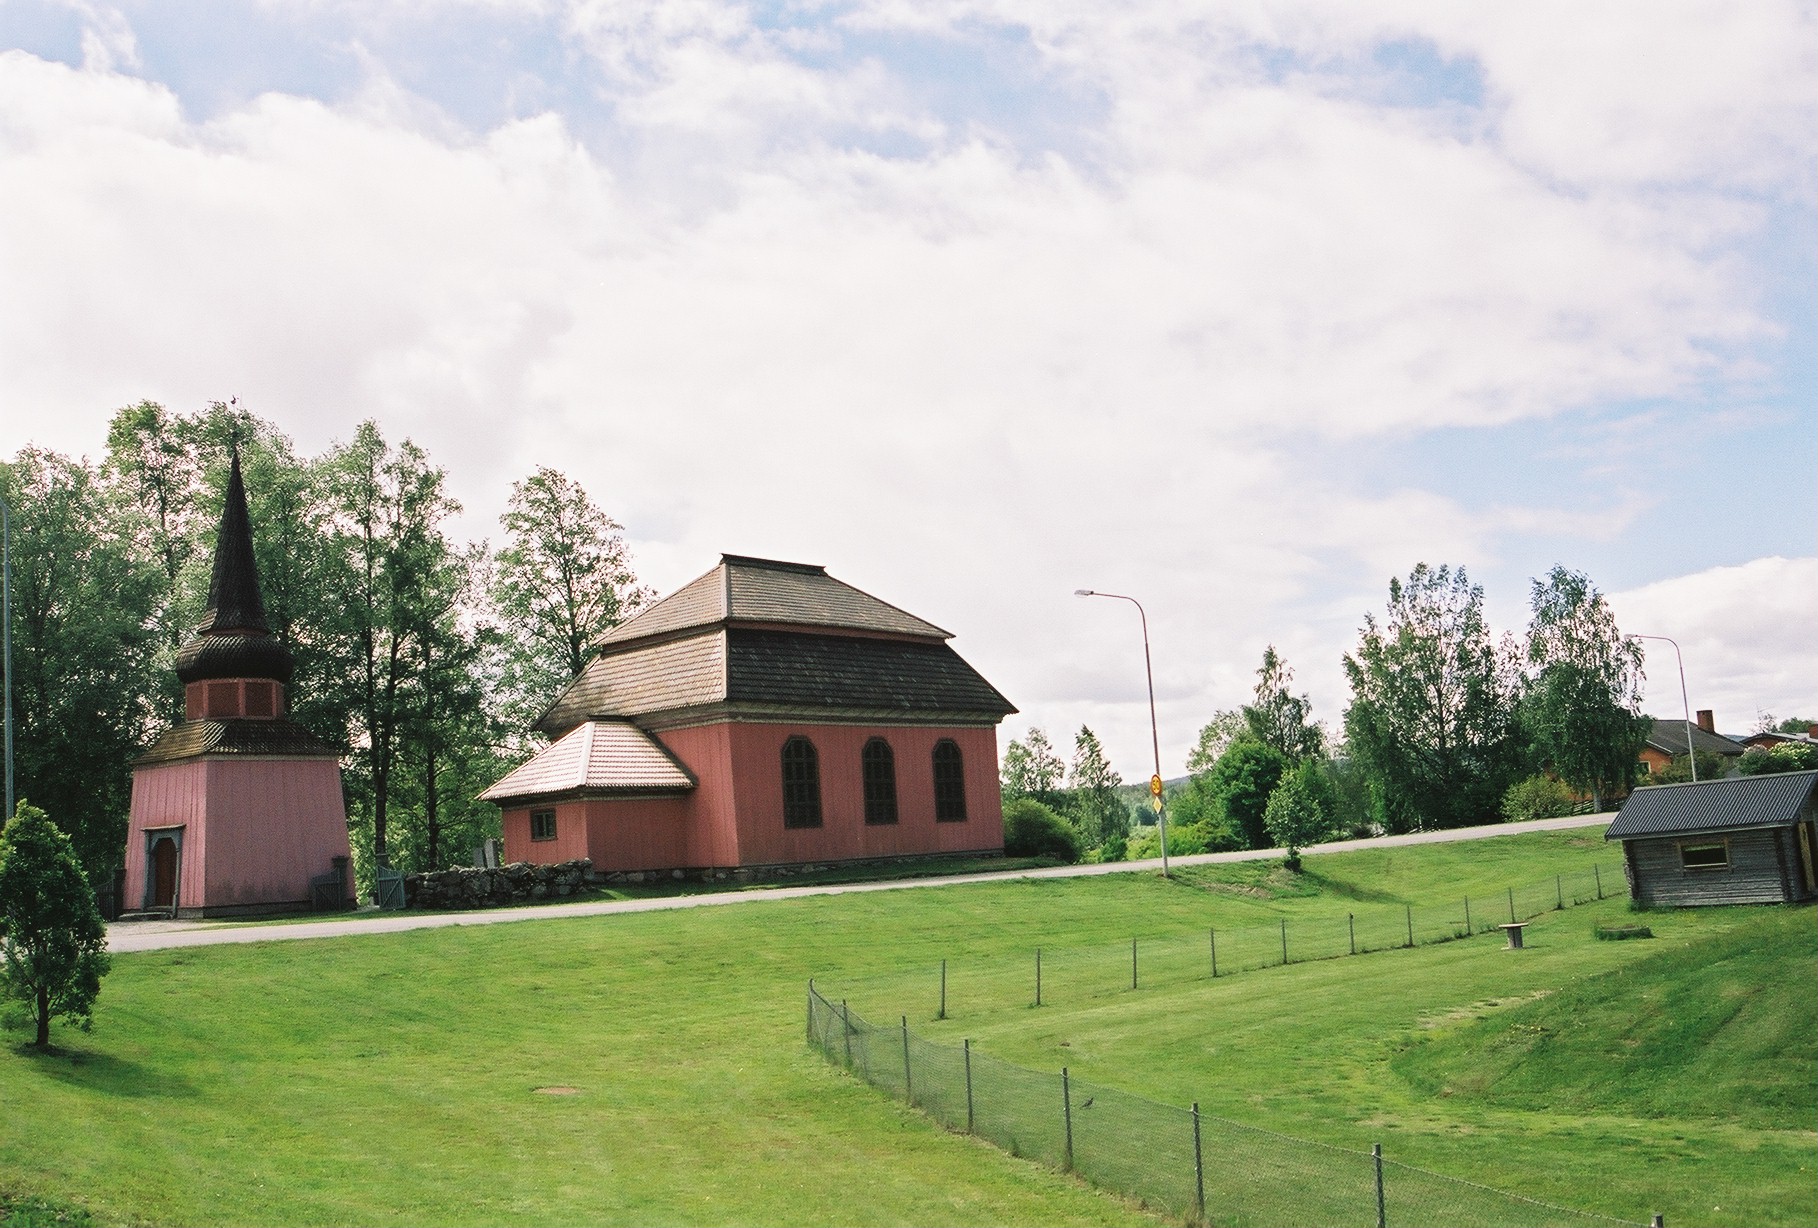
[195,447,268,635]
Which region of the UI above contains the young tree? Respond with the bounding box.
[1203,738,1289,850]
[1263,763,1329,869]
[491,468,651,727]
[1342,564,1524,832]
[1243,646,1323,761]
[0,802,111,1048]
[1066,726,1126,848]
[1522,567,1649,810]
[1001,726,1066,800]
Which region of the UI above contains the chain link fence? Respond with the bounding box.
[807,984,1647,1228]
[842,863,1622,1018]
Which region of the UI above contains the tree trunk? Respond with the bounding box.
[425,741,440,871]
[36,983,50,1047]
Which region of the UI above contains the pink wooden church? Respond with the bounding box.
[123,452,354,916]
[482,555,1016,875]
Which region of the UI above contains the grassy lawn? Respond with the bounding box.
[4,827,1810,1226]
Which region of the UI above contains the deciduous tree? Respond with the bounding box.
[0,449,161,876]
[1342,564,1524,832]
[491,468,650,727]
[1066,726,1126,848]
[1001,726,1066,800]
[0,802,111,1048]
[1521,567,1648,810]
[1242,646,1322,761]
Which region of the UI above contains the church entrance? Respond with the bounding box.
[146,830,182,910]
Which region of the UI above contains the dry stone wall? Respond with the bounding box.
[404,859,592,909]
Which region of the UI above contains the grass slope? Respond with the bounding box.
[0,829,1808,1227]
[1394,906,1817,1129]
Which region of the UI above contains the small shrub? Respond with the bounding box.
[1500,774,1576,823]
[1001,799,1082,864]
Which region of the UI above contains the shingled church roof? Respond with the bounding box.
[534,556,1014,738]
[174,448,294,685]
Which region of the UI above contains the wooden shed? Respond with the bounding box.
[1605,771,1818,907]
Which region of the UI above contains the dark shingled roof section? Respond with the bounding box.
[1605,770,1818,840]
[195,449,269,635]
[1644,717,1746,758]
[175,631,296,684]
[536,633,727,737]
[596,555,949,648]
[725,629,1015,717]
[136,719,340,766]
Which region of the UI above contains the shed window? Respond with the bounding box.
[862,739,898,825]
[1680,841,1728,870]
[782,737,823,828]
[530,809,557,841]
[932,739,967,822]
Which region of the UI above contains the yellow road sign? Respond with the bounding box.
[1150,774,1164,796]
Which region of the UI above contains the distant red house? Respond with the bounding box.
[122,452,354,917]
[481,555,1016,875]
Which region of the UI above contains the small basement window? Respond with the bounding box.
[1679,841,1728,870]
[530,809,557,842]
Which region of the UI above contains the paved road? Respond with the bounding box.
[107,811,1613,954]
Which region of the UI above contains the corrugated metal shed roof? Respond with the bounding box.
[480,719,696,803]
[135,718,340,765]
[596,555,949,648]
[1604,770,1818,840]
[1644,718,1746,758]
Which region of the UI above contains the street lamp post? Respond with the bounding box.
[1074,589,1169,877]
[1,493,12,822]
[1628,633,1696,783]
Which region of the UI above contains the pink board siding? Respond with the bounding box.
[497,720,1002,873]
[728,723,1003,867]
[502,800,589,865]
[124,759,210,911]
[124,755,351,913]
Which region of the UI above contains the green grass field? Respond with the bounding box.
[2,828,1811,1227]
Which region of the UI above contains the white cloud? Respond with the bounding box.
[1611,556,1818,732]
[0,0,1810,774]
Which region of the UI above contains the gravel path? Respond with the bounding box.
[106,811,1612,954]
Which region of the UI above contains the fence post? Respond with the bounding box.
[1463,896,1471,934]
[1280,918,1288,965]
[1062,1067,1074,1171]
[841,999,853,1068]
[1651,1215,1664,1227]
[1209,927,1217,978]
[1556,874,1564,910]
[1373,1142,1386,1228]
[939,958,947,1021]
[1349,912,1356,955]
[1036,947,1043,1007]
[1595,864,1603,899]
[1192,1101,1206,1223]
[1507,886,1515,923]
[1132,937,1139,990]
[806,981,814,1045]
[901,1015,912,1105]
[964,1038,974,1134]
[1405,904,1413,948]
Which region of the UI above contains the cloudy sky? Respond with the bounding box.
[2,0,1814,776]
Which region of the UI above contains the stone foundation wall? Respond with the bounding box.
[404,859,592,909]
